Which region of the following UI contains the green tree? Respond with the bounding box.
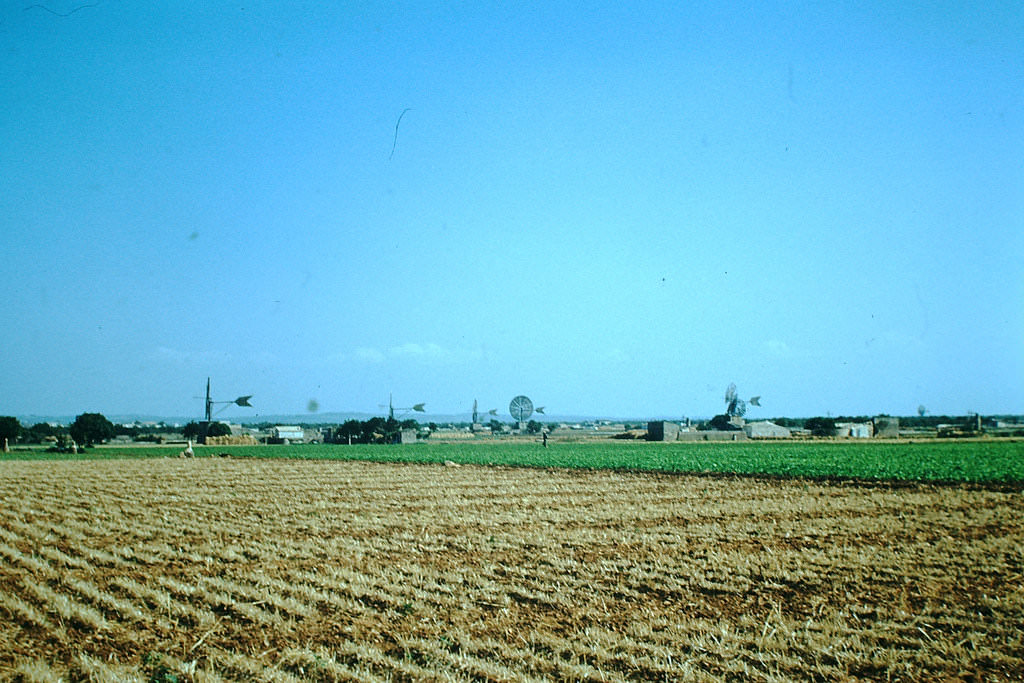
[382,417,404,443]
[337,419,363,444]
[360,417,389,444]
[0,416,22,447]
[206,422,232,437]
[69,412,115,446]
[27,422,60,443]
[804,417,837,437]
[525,420,542,434]
[182,421,201,440]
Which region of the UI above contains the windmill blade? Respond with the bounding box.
[412,403,426,412]
[748,396,761,407]
[234,395,253,407]
[725,383,737,403]
[536,406,545,414]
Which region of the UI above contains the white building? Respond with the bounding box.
[835,422,873,438]
[743,421,792,439]
[272,425,305,442]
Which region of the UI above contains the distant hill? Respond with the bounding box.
[12,414,196,427]
[236,412,655,426]
[11,412,690,427]
[15,411,1019,428]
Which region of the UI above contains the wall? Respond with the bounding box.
[646,421,680,441]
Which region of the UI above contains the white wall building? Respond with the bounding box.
[272,425,305,442]
[743,421,792,439]
[835,422,873,438]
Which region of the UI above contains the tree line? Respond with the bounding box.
[0,413,117,450]
[328,417,423,444]
[2,411,1010,451]
[0,413,554,450]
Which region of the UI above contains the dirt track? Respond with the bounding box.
[1,458,1021,681]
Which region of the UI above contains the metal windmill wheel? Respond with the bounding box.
[509,395,534,423]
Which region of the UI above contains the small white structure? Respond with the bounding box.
[743,421,792,439]
[835,422,873,438]
[272,426,305,442]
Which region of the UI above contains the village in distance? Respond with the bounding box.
[2,404,1023,453]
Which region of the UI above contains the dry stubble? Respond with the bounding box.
[0,458,1021,681]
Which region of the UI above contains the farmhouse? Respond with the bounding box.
[648,421,752,441]
[743,421,792,439]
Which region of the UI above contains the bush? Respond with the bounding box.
[707,414,741,431]
[804,417,837,437]
[206,422,232,438]
[69,413,115,446]
[0,416,22,446]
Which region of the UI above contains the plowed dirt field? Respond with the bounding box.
[1,458,1021,681]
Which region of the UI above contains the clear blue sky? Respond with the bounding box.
[2,2,1021,421]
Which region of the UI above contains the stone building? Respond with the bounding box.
[743,421,791,439]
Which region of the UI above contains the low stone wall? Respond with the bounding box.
[204,434,259,446]
[676,430,748,441]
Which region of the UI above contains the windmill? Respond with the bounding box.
[379,394,426,421]
[509,395,545,430]
[724,384,761,421]
[471,399,498,429]
[724,383,746,418]
[374,394,426,444]
[197,377,253,443]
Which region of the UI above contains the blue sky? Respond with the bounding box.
[2,1,1021,421]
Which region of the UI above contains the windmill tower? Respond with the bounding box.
[198,377,253,443]
[377,394,425,444]
[471,399,496,432]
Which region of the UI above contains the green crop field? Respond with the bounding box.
[11,439,1024,484]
